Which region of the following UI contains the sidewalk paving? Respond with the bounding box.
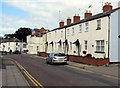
[1,57,30,87]
[67,61,119,78]
[38,56,119,79]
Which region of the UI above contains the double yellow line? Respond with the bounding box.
[11,59,44,88]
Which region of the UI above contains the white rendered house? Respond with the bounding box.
[46,3,120,62]
[27,35,43,54]
[0,38,26,53]
[27,28,46,54]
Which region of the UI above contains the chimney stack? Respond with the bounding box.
[103,2,112,12]
[67,17,71,25]
[84,10,92,19]
[59,21,64,27]
[73,14,80,23]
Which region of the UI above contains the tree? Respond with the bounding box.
[4,34,15,39]
[14,27,32,42]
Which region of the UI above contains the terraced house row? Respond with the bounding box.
[27,2,120,65]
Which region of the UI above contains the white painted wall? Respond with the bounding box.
[66,16,109,58]
[0,42,25,52]
[110,8,120,62]
[47,28,65,54]
[27,35,43,54]
[46,16,109,58]
[119,2,120,63]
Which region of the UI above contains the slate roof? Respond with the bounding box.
[0,38,22,43]
[48,7,120,33]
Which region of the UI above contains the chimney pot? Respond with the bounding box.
[59,21,64,27]
[67,17,71,25]
[103,2,112,12]
[73,14,80,23]
[84,10,92,19]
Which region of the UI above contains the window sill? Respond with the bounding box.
[94,51,105,53]
[96,27,101,30]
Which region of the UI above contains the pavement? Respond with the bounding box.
[0,56,30,87]
[67,61,119,79]
[38,56,120,79]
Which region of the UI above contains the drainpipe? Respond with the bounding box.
[108,16,110,61]
[65,27,66,41]
[65,27,69,60]
[64,27,66,54]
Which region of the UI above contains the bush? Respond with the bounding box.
[85,54,92,57]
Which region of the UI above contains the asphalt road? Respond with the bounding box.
[2,54,119,87]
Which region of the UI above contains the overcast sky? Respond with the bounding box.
[0,0,119,36]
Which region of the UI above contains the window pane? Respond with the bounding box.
[85,40,87,50]
[96,40,104,52]
[97,41,100,46]
[58,53,65,56]
[79,24,82,32]
[72,28,74,35]
[97,20,101,28]
[101,46,104,51]
[101,40,104,46]
[96,46,100,51]
[85,23,89,31]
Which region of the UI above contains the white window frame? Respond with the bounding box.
[84,40,87,50]
[85,22,89,32]
[97,19,101,29]
[96,40,104,52]
[79,24,82,32]
[72,27,74,35]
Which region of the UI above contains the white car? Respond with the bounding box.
[46,53,68,64]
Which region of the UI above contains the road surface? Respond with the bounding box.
[2,54,119,87]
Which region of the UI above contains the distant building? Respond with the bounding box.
[0,38,26,53]
[27,27,47,54]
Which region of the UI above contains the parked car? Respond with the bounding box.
[46,53,67,64]
[1,51,7,55]
[13,50,21,54]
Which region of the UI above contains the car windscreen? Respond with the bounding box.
[54,53,65,56]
